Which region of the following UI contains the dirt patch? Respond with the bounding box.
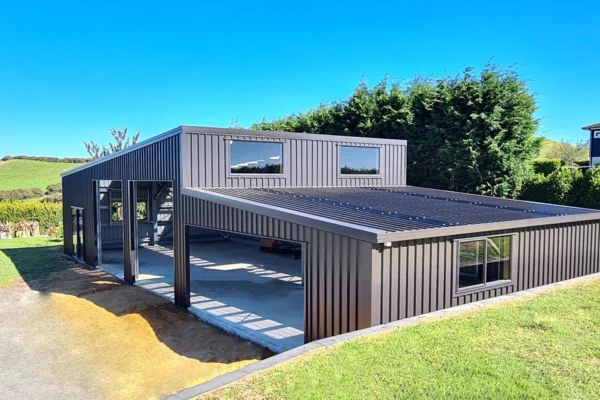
[0,267,270,399]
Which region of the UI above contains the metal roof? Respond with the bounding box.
[582,122,600,131]
[183,186,600,243]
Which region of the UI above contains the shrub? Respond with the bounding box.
[575,168,600,210]
[41,193,62,203]
[0,201,62,234]
[1,155,90,163]
[574,159,590,167]
[45,183,62,194]
[0,188,44,201]
[532,159,563,175]
[520,168,584,205]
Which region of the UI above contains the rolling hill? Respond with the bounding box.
[0,159,83,191]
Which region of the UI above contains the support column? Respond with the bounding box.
[122,180,138,284]
[151,182,158,246]
[173,182,190,308]
[93,180,101,267]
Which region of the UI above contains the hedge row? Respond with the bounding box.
[0,201,63,234]
[532,159,564,175]
[0,188,43,201]
[0,184,63,202]
[520,167,600,209]
[1,155,90,163]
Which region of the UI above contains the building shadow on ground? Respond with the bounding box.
[2,242,273,364]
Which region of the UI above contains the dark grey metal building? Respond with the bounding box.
[62,126,600,349]
[583,122,600,167]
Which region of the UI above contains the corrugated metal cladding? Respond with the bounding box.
[62,125,600,347]
[181,195,375,342]
[61,129,191,306]
[371,220,600,326]
[203,186,597,233]
[182,130,407,188]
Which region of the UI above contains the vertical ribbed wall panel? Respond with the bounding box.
[183,132,407,188]
[372,221,600,326]
[61,129,189,306]
[181,195,373,342]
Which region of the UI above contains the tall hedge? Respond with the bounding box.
[519,167,600,209]
[532,159,563,176]
[252,65,540,198]
[0,201,62,233]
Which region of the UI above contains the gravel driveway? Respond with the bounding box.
[0,266,269,399]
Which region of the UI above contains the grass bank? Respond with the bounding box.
[0,237,67,286]
[0,159,81,191]
[214,278,600,399]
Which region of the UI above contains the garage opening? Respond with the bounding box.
[187,229,305,353]
[96,180,176,286]
[128,181,176,299]
[96,180,124,276]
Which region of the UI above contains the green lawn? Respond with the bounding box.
[0,237,68,287]
[215,279,600,399]
[0,159,82,191]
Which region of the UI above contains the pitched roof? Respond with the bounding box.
[582,122,600,130]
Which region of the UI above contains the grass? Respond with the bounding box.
[0,237,68,287]
[0,159,82,191]
[215,279,600,399]
[537,138,560,159]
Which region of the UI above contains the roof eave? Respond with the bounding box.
[376,212,600,243]
[180,125,407,145]
[60,126,184,178]
[582,123,600,131]
[182,187,382,243]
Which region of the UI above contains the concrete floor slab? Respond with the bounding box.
[100,239,304,353]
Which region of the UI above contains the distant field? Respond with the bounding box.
[0,160,82,191]
[538,138,560,159]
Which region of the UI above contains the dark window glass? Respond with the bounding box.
[340,146,379,175]
[458,236,512,291]
[486,236,511,283]
[459,240,485,288]
[230,141,283,174]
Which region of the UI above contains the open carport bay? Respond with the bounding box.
[101,237,304,353]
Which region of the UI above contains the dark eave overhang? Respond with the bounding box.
[582,122,600,131]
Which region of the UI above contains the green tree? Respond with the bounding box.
[84,127,141,160]
[253,65,541,198]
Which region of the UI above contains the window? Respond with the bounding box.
[340,146,379,175]
[230,140,283,174]
[594,130,600,139]
[458,235,512,291]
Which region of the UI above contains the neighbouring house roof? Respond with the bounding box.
[582,122,600,131]
[182,186,600,243]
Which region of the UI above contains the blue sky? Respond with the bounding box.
[1,0,599,158]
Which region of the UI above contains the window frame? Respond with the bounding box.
[453,233,516,297]
[337,144,382,178]
[226,139,288,178]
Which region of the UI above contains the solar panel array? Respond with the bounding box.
[204,186,596,233]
